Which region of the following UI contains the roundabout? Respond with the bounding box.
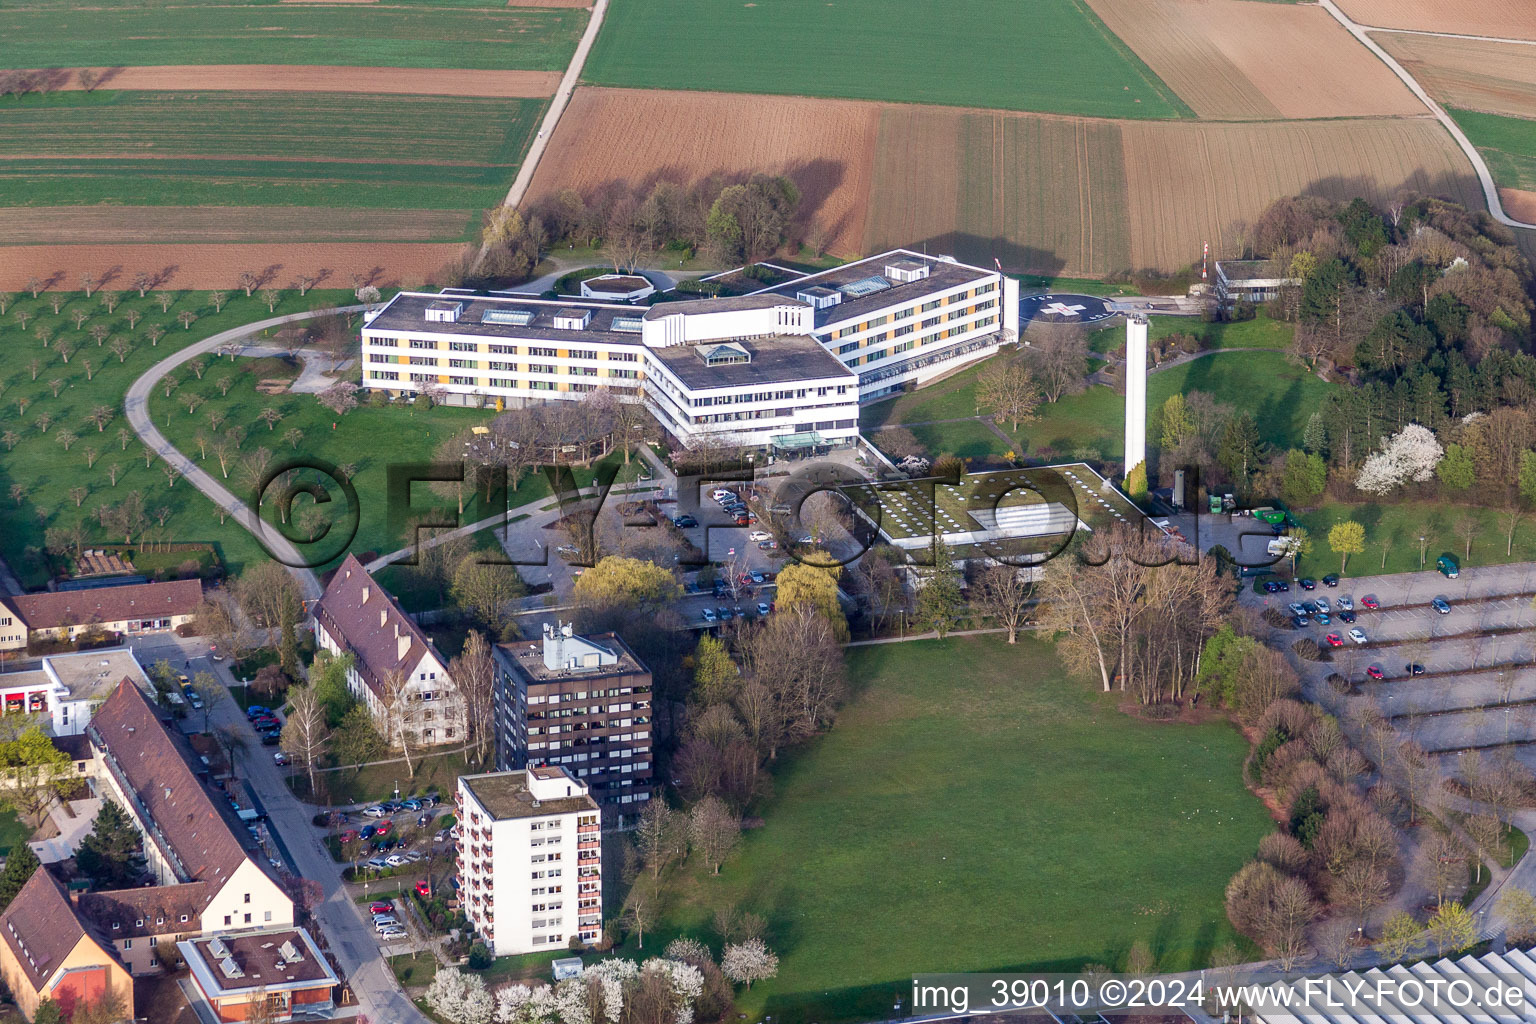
[1019,292,1118,325]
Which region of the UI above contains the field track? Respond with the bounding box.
[1335,0,1536,39]
[1087,0,1421,119]
[34,65,559,97]
[534,90,1482,277]
[528,87,879,256]
[1376,35,1536,119]
[0,242,463,291]
[0,207,473,245]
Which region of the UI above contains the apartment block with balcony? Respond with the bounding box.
[457,767,602,957]
[492,623,653,824]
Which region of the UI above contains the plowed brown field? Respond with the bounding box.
[1088,0,1422,119]
[1377,34,1536,118]
[0,242,463,291]
[1502,189,1536,223]
[528,87,880,255]
[534,89,1481,276]
[2,207,472,245]
[1336,0,1536,39]
[45,65,559,97]
[1119,118,1480,270]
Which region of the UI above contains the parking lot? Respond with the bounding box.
[1246,562,1536,762]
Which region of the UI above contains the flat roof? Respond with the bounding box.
[497,630,646,683]
[584,275,651,291]
[649,335,854,392]
[181,928,337,996]
[365,292,647,346]
[461,771,597,820]
[46,649,148,701]
[0,669,48,695]
[1216,259,1293,282]
[754,250,994,329]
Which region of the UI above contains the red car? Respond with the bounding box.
[415,880,433,898]
[340,830,359,844]
[375,819,392,835]
[1361,595,1379,609]
[1325,633,1344,647]
[1367,665,1384,680]
[369,902,392,915]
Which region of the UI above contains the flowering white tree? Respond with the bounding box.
[662,937,712,968]
[555,959,636,1024]
[1355,423,1444,496]
[427,968,495,1024]
[496,984,560,1024]
[721,938,779,990]
[317,379,359,417]
[641,959,703,1024]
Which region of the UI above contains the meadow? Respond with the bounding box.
[582,0,1190,119]
[1295,499,1536,578]
[0,4,585,70]
[0,90,545,212]
[633,636,1271,1022]
[1452,108,1536,191]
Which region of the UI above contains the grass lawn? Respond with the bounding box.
[628,636,1269,1022]
[1450,108,1536,191]
[584,0,1190,119]
[0,4,585,70]
[866,348,1329,466]
[0,287,357,589]
[0,809,29,858]
[0,91,546,211]
[1018,275,1142,297]
[1086,312,1294,355]
[317,749,479,806]
[1293,499,1536,578]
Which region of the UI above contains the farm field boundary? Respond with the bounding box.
[25,65,560,97]
[1086,0,1421,119]
[1333,0,1536,40]
[1376,34,1536,120]
[0,207,476,246]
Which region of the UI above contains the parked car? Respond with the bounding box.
[1287,603,1306,617]
[1437,554,1460,578]
[1338,610,1357,624]
[1405,662,1426,676]
[1271,579,1290,592]
[757,602,771,616]
[1325,633,1344,647]
[1263,580,1282,593]
[369,902,392,915]
[757,540,777,550]
[272,751,289,766]
[363,805,389,818]
[672,515,698,529]
[385,854,407,868]
[379,927,408,941]
[366,857,389,870]
[1361,595,1380,609]
[375,819,392,835]
[1315,597,1331,613]
[434,829,451,844]
[1299,578,1316,590]
[401,798,422,811]
[1292,616,1310,628]
[360,825,377,840]
[1366,665,1384,680]
[1314,612,1331,626]
[702,608,717,623]
[1432,597,1452,614]
[1337,596,1354,611]
[749,570,765,583]
[245,705,269,719]
[415,881,432,898]
[1348,628,1368,645]
[374,916,400,930]
[1322,574,1340,588]
[341,830,360,844]
[260,730,281,746]
[717,607,733,621]
[381,801,402,813]
[405,850,425,863]
[748,530,771,542]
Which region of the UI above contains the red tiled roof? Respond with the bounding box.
[11,579,202,631]
[0,870,97,992]
[313,554,434,698]
[87,680,254,903]
[79,883,210,939]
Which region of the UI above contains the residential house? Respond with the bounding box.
[0,870,134,1023]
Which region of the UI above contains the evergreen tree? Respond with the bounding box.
[76,800,143,889]
[0,843,39,912]
[1302,412,1328,458]
[278,590,300,678]
[32,999,62,1024]
[915,540,964,639]
[1218,412,1263,485]
[1437,444,1475,492]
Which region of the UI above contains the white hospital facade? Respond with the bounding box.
[360,250,1019,451]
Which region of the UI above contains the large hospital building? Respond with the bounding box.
[360,249,1019,450]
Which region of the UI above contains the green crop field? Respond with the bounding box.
[584,0,1190,119]
[1451,108,1536,191]
[0,4,585,70]
[630,636,1270,1023]
[0,91,545,211]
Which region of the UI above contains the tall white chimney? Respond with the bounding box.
[1124,315,1148,482]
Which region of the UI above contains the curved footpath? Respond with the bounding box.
[1319,0,1536,230]
[124,306,365,603]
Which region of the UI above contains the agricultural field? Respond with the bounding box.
[1450,109,1536,192]
[0,91,546,210]
[537,88,1477,275]
[1086,0,1421,119]
[636,636,1271,1023]
[0,3,585,70]
[582,0,1191,119]
[1378,34,1536,121]
[1334,0,1536,40]
[0,286,355,590]
[36,66,562,98]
